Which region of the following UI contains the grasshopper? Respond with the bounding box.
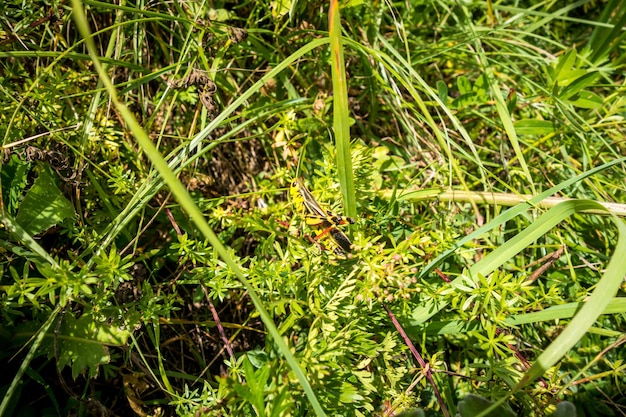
[290,178,354,254]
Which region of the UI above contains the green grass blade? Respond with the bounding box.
[409,156,626,325]
[505,297,626,326]
[478,201,626,416]
[329,0,355,218]
[457,4,535,194]
[418,297,626,336]
[514,202,626,389]
[0,305,62,417]
[468,200,596,278]
[70,1,326,415]
[1,214,58,266]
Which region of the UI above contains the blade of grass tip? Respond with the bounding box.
[329,0,355,219]
[70,1,326,414]
[410,156,626,325]
[477,201,626,417]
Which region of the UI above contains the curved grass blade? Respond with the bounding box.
[70,2,326,415]
[512,201,626,388]
[409,156,626,325]
[477,201,626,416]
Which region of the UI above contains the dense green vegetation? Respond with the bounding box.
[1,0,625,416]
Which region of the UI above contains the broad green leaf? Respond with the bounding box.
[556,69,588,87]
[514,119,557,135]
[473,74,489,99]
[559,71,599,100]
[566,90,603,109]
[457,76,472,95]
[553,49,577,83]
[271,0,292,19]
[207,8,232,21]
[436,80,448,104]
[8,311,131,379]
[451,93,478,108]
[15,168,75,236]
[505,298,626,326]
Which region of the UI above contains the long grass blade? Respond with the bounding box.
[409,156,626,325]
[70,1,326,414]
[477,202,626,416]
[513,201,626,388]
[329,0,355,218]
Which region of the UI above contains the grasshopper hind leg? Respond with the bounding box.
[330,227,353,254]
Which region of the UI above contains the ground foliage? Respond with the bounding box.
[1,0,626,416]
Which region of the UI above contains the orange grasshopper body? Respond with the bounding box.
[290,178,354,254]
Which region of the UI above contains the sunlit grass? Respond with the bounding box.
[1,0,625,416]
